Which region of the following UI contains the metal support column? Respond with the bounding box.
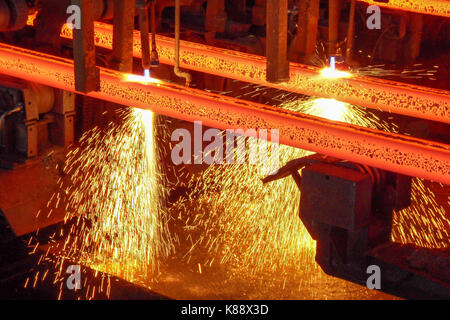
[266,0,289,83]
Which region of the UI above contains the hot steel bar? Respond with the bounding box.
[57,22,450,125]
[356,0,450,18]
[0,43,448,184]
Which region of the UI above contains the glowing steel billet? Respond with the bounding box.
[0,43,449,184]
[58,23,450,125]
[357,0,450,18]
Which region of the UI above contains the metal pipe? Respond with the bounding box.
[150,1,159,66]
[174,0,191,86]
[53,22,450,124]
[0,43,448,184]
[328,0,340,56]
[0,106,22,129]
[137,0,151,70]
[0,105,22,147]
[345,0,356,62]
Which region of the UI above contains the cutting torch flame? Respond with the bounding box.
[144,69,151,81]
[123,70,160,85]
[330,56,336,71]
[320,57,351,79]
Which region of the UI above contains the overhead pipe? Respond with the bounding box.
[173,0,191,86]
[137,0,152,71]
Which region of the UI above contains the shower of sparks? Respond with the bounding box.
[310,43,440,83]
[172,136,313,275]
[31,108,174,298]
[173,98,392,275]
[355,64,440,81]
[299,98,347,121]
[24,76,448,299]
[394,179,450,249]
[172,94,449,283]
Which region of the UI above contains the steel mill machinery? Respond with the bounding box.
[0,0,449,300]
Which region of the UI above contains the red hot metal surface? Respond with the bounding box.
[357,0,450,18]
[0,43,449,185]
[57,23,450,125]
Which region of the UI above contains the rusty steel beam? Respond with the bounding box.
[137,0,151,70]
[345,0,356,62]
[291,0,320,61]
[111,0,135,72]
[266,0,289,83]
[356,0,450,18]
[53,22,450,124]
[0,43,448,185]
[72,0,99,93]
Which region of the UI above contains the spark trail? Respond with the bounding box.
[31,108,174,298]
[173,96,449,281]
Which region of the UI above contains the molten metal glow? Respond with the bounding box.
[24,18,450,124]
[123,71,161,85]
[25,101,447,299]
[174,97,449,286]
[0,42,448,184]
[299,98,349,121]
[394,179,450,249]
[320,67,351,79]
[19,11,448,300]
[174,99,350,274]
[321,57,351,79]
